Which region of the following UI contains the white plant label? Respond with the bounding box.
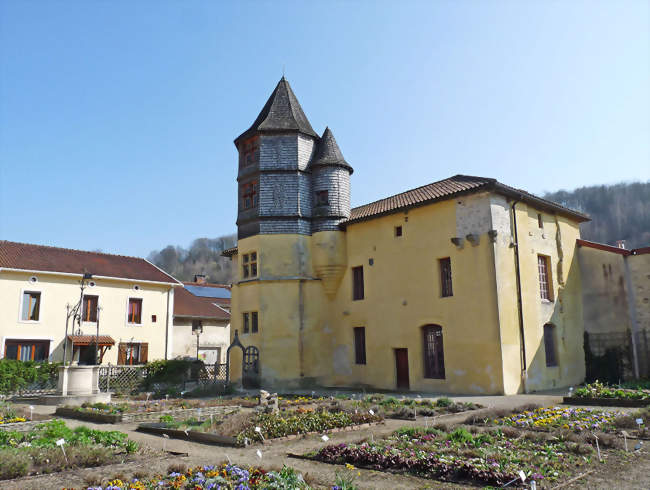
[518,470,526,482]
[369,410,375,415]
[636,418,643,425]
[56,438,65,446]
[321,435,329,442]
[256,449,262,459]
[255,427,262,433]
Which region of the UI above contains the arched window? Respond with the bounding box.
[543,324,558,367]
[422,325,445,379]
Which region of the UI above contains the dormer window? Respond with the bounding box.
[315,190,329,206]
[239,137,259,168]
[242,181,259,210]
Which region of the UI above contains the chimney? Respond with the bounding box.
[616,240,626,249]
[193,274,207,284]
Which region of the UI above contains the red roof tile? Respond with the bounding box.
[67,335,115,346]
[174,286,230,320]
[0,241,179,284]
[345,175,589,225]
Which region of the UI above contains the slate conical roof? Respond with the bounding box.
[235,77,319,143]
[310,127,353,173]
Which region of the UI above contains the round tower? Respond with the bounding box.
[310,127,353,232]
[310,127,353,298]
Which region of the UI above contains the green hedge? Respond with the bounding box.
[143,359,205,389]
[0,360,60,394]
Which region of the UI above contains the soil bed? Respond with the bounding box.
[0,419,142,481]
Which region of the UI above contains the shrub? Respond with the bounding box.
[447,427,474,444]
[436,397,452,407]
[0,449,30,479]
[144,359,204,388]
[0,360,59,394]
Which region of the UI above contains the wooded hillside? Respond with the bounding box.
[148,182,649,284]
[544,181,650,249]
[148,234,236,284]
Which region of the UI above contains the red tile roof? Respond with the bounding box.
[67,335,115,346]
[577,239,650,256]
[221,246,238,258]
[0,241,179,284]
[174,286,230,320]
[344,175,590,225]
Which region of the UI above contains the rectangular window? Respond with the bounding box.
[242,252,258,279]
[395,226,403,237]
[251,311,259,333]
[537,213,543,229]
[439,258,453,297]
[118,342,148,365]
[192,319,203,333]
[242,181,258,210]
[315,190,329,206]
[82,295,98,322]
[239,137,259,168]
[21,291,41,321]
[352,266,364,300]
[544,324,557,367]
[538,255,553,301]
[354,327,366,365]
[423,326,445,379]
[128,298,142,324]
[4,340,49,361]
[243,312,250,333]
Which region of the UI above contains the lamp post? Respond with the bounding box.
[193,321,203,360]
[63,271,92,365]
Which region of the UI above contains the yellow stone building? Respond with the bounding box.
[224,78,589,395]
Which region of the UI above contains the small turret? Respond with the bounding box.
[310,127,353,233]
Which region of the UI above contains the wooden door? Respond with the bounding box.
[395,348,410,390]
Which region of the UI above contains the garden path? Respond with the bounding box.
[4,392,646,489]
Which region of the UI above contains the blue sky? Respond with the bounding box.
[1,0,648,257]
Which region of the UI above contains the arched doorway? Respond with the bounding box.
[225,330,260,388]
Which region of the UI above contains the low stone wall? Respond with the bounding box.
[56,405,239,424]
[563,396,650,408]
[137,424,240,447]
[0,420,53,432]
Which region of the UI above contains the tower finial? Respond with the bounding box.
[282,65,285,79]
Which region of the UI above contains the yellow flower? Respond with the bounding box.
[345,463,355,470]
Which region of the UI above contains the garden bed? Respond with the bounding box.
[137,407,383,447]
[0,419,140,481]
[564,381,650,407]
[302,423,628,488]
[75,463,329,489]
[55,401,240,423]
[464,405,650,440]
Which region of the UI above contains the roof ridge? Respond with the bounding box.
[350,175,492,212]
[0,240,149,262]
[182,281,230,288]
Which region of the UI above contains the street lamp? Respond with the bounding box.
[193,321,203,360]
[63,271,93,366]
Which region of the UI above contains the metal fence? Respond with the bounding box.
[98,365,148,394]
[584,329,650,383]
[98,362,228,395]
[3,377,59,399]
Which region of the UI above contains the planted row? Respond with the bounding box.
[311,425,598,487]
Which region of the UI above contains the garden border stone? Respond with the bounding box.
[136,420,385,447]
[563,397,650,408]
[0,419,53,432]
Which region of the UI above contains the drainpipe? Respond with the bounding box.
[511,199,528,393]
[623,254,640,378]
